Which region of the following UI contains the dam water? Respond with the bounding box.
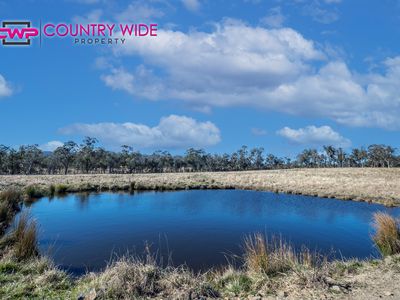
[20,190,400,274]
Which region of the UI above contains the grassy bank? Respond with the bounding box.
[1,168,400,206]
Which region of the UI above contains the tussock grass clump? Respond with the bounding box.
[215,268,253,295]
[55,184,68,195]
[244,233,315,276]
[25,185,46,199]
[0,202,9,224]
[12,212,39,261]
[0,189,22,234]
[372,212,400,256]
[48,184,56,197]
[0,189,22,204]
[77,255,217,299]
[92,257,162,298]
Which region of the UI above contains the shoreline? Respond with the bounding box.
[1,168,399,206]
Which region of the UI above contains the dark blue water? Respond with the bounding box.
[22,190,400,274]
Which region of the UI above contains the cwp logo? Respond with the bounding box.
[0,21,39,46]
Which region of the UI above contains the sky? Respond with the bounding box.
[0,0,400,156]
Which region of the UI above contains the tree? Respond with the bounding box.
[185,148,206,172]
[54,141,77,175]
[237,146,250,170]
[250,147,264,170]
[0,145,9,174]
[76,137,98,173]
[337,148,346,168]
[368,145,396,168]
[297,149,321,168]
[19,145,43,174]
[350,147,368,167]
[323,145,337,167]
[0,139,398,174]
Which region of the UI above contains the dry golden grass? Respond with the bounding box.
[372,212,400,256]
[0,168,399,206]
[244,234,315,276]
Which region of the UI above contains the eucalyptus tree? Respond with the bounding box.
[76,137,98,173]
[237,146,250,170]
[185,148,206,172]
[323,145,337,167]
[297,149,321,168]
[0,145,9,174]
[0,138,398,174]
[94,148,110,173]
[350,148,368,167]
[368,144,396,168]
[337,148,346,168]
[19,145,44,174]
[54,141,77,174]
[249,147,265,170]
[265,154,284,169]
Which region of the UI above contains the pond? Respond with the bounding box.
[21,190,400,274]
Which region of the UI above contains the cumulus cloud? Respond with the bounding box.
[60,115,221,149]
[277,125,351,147]
[102,20,400,130]
[40,141,64,152]
[181,0,201,12]
[0,74,12,98]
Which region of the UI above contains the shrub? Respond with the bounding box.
[372,212,400,256]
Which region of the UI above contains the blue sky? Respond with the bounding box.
[0,0,400,156]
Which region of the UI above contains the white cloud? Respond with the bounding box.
[0,74,12,98]
[102,20,400,130]
[101,68,135,94]
[181,0,201,12]
[40,141,64,152]
[277,125,351,147]
[60,115,221,149]
[261,7,285,28]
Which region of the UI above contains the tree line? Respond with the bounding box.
[0,137,398,175]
